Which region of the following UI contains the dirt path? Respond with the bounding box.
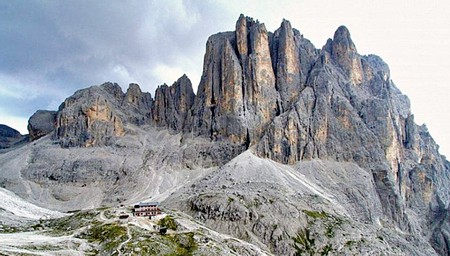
[116,225,132,256]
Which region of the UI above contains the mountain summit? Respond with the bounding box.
[0,15,449,255]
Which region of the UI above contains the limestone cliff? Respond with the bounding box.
[186,15,449,255]
[271,19,303,110]
[188,15,312,147]
[53,76,196,147]
[153,74,195,132]
[123,83,153,125]
[54,83,126,147]
[256,23,449,255]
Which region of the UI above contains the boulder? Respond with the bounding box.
[27,110,57,141]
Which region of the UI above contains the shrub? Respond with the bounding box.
[293,228,315,256]
[159,215,178,231]
[302,210,328,219]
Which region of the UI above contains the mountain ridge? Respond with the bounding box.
[0,14,449,255]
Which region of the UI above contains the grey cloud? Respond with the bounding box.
[0,95,48,117]
[0,0,237,121]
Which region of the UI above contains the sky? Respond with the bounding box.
[1,0,449,157]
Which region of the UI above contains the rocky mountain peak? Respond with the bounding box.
[124,83,153,123]
[54,84,126,147]
[235,15,248,57]
[189,14,279,149]
[153,75,195,131]
[175,74,194,96]
[279,18,293,33]
[100,82,125,101]
[124,83,143,106]
[272,18,303,110]
[333,25,356,51]
[126,83,142,95]
[324,25,364,84]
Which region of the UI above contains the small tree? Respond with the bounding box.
[158,215,178,230]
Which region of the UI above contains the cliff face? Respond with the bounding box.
[53,76,195,147]
[54,83,127,147]
[187,15,318,149]
[49,15,317,151]
[13,14,450,255]
[187,15,449,255]
[153,74,195,132]
[255,22,450,254]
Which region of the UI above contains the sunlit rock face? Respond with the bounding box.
[188,15,278,147]
[54,83,126,147]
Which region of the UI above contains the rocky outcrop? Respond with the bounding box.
[123,83,153,125]
[188,32,246,144]
[153,75,195,132]
[186,15,319,152]
[256,50,386,166]
[27,110,57,141]
[188,15,281,147]
[255,23,449,255]
[324,25,364,85]
[271,19,302,110]
[53,82,152,147]
[53,76,195,147]
[54,82,128,147]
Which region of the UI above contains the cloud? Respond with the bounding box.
[0,1,232,120]
[152,64,187,87]
[0,118,28,134]
[0,107,29,134]
[0,74,32,100]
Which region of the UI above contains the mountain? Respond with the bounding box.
[0,124,27,150]
[0,15,449,255]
